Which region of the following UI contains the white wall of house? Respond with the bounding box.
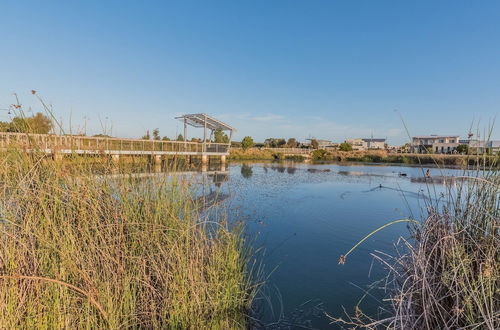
[411,136,460,154]
[346,138,386,150]
[363,140,385,149]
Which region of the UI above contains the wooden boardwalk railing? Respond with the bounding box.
[262,147,312,155]
[0,132,230,155]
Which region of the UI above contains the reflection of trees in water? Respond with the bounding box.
[241,164,253,179]
[286,167,296,175]
[269,166,286,173]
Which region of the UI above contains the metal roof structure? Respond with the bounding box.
[175,113,235,132]
[412,135,459,139]
[361,138,386,142]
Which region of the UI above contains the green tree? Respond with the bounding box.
[153,128,161,140]
[1,112,53,134]
[287,138,298,148]
[264,138,286,148]
[214,129,229,143]
[456,144,468,154]
[176,134,184,141]
[241,136,254,150]
[339,142,353,151]
[28,112,53,133]
[264,138,275,148]
[161,136,170,141]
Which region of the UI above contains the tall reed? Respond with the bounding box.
[0,146,257,328]
[331,167,500,329]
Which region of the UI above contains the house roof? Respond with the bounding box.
[175,114,235,131]
[362,138,386,142]
[412,135,459,139]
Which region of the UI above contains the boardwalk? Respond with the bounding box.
[0,113,234,164]
[0,132,230,163]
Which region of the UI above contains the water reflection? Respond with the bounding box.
[241,164,253,179]
[224,162,467,329]
[93,161,468,329]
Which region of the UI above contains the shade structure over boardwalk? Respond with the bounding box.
[175,114,235,147]
[175,113,235,132]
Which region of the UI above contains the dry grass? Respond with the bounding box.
[229,148,277,160]
[331,169,500,329]
[0,147,259,329]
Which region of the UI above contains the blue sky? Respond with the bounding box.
[1,1,499,144]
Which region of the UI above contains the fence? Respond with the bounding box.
[0,132,230,154]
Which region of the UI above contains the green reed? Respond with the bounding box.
[0,146,259,329]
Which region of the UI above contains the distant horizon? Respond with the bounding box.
[1,1,499,144]
[1,91,497,146]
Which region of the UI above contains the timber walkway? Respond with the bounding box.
[0,114,235,164]
[0,132,230,163]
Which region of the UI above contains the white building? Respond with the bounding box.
[346,138,386,150]
[411,135,460,154]
[306,139,337,149]
[468,140,500,154]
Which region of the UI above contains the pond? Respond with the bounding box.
[210,162,464,329]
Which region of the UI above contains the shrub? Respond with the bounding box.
[312,149,328,160]
[339,142,353,152]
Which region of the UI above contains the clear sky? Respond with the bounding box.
[1,1,499,144]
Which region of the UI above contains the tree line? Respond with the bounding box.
[0,112,53,134]
[140,128,230,143]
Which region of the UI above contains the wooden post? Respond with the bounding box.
[184,117,187,151]
[53,152,63,162]
[203,114,207,153]
[154,155,162,166]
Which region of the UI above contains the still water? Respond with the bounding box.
[201,162,463,329]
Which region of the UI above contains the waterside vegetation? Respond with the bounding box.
[333,167,500,329]
[230,148,500,167]
[0,146,258,328]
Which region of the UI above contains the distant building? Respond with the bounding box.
[411,135,459,154]
[346,138,387,150]
[468,140,500,154]
[306,139,336,149]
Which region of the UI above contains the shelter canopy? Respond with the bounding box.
[175,114,235,132]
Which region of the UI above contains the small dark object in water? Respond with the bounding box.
[399,172,407,177]
[426,169,431,178]
[338,255,346,265]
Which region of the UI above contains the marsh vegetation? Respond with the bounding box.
[0,148,258,328]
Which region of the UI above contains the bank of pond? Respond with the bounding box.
[229,148,500,167]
